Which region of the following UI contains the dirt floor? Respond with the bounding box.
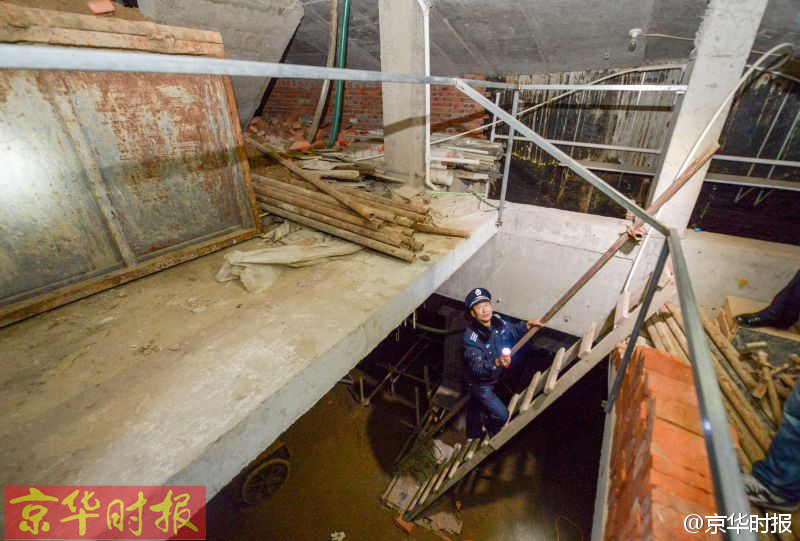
[206,322,606,541]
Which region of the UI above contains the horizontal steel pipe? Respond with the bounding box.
[0,45,687,93]
[454,79,668,234]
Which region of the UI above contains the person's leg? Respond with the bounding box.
[466,385,486,439]
[475,385,509,436]
[756,270,800,327]
[751,382,800,504]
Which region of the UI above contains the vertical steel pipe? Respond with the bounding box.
[605,239,669,413]
[667,230,756,540]
[497,90,519,226]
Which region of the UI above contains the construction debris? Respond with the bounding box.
[649,300,800,520]
[215,229,362,293]
[337,130,503,187]
[244,134,472,262]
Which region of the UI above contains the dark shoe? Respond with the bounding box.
[735,313,771,328]
[742,474,800,512]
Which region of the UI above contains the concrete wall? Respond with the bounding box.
[438,202,800,336]
[139,0,303,128]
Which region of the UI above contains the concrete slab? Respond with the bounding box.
[0,195,497,503]
[439,201,800,336]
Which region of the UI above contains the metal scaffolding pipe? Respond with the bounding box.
[666,229,755,532]
[497,90,519,226]
[453,79,669,234]
[0,44,686,93]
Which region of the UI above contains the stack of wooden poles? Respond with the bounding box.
[245,136,470,263]
[645,302,798,541]
[646,302,800,470]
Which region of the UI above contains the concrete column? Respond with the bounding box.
[378,0,426,188]
[139,0,303,128]
[648,0,768,231]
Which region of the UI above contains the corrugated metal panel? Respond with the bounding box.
[0,68,256,311]
[0,5,258,326]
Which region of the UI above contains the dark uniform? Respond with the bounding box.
[757,270,800,328]
[463,298,528,439]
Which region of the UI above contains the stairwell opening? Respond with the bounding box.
[206,293,607,540]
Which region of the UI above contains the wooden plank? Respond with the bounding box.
[519,371,542,412]
[505,393,521,425]
[0,3,224,56]
[223,76,261,233]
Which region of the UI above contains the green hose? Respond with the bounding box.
[327,0,351,148]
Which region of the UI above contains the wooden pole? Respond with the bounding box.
[246,135,378,221]
[257,197,406,248]
[258,202,415,262]
[339,186,430,215]
[698,310,758,389]
[411,223,470,238]
[645,318,666,351]
[509,142,720,355]
[665,302,773,452]
[307,0,338,142]
[255,184,381,230]
[764,366,783,425]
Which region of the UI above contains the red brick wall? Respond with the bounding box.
[604,345,721,540]
[260,77,489,139]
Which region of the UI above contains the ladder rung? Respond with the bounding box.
[432,444,461,492]
[505,392,522,425]
[463,436,481,461]
[520,370,542,412]
[543,347,566,394]
[579,321,597,359]
[447,442,470,479]
[614,290,630,328]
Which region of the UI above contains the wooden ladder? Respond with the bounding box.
[401,271,677,521]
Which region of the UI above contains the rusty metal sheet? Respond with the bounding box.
[0,67,256,319]
[0,70,125,304]
[50,71,253,259]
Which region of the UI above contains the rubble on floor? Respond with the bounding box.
[246,117,504,188]
[244,134,474,263]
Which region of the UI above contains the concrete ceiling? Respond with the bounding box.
[285,0,800,76]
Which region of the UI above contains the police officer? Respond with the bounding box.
[463,287,542,442]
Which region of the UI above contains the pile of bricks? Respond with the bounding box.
[605,345,719,540]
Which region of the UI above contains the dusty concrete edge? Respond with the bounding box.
[166,216,499,500]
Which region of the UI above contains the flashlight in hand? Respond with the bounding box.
[500,347,511,368]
